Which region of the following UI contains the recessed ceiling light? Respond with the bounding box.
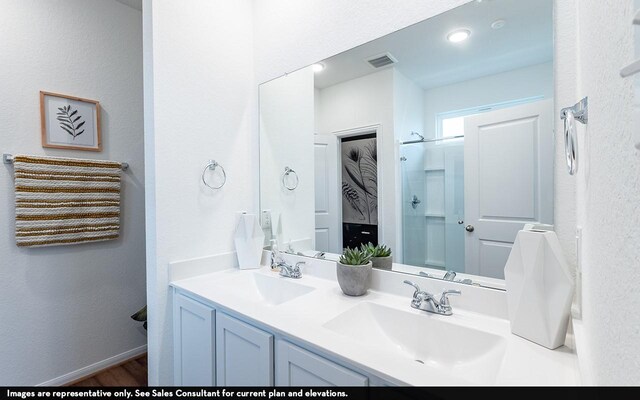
[491,19,506,30]
[312,63,325,73]
[447,29,471,43]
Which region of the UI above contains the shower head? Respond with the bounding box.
[411,131,424,141]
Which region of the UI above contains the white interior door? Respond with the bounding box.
[314,134,340,254]
[464,99,553,279]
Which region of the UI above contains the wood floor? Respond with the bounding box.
[70,354,147,387]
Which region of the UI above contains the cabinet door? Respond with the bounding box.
[173,293,216,385]
[276,340,368,386]
[216,313,274,386]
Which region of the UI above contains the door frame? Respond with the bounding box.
[332,124,383,250]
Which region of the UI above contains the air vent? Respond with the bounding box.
[365,53,397,69]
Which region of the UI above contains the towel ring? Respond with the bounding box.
[560,97,588,176]
[202,160,226,190]
[282,166,299,191]
[563,109,578,175]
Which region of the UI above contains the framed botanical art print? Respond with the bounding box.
[40,91,102,151]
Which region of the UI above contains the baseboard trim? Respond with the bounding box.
[37,344,147,387]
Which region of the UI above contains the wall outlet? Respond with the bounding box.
[261,210,272,231]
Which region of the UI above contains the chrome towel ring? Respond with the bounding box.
[282,166,299,191]
[560,97,588,175]
[202,160,226,189]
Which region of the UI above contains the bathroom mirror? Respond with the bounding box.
[259,0,554,290]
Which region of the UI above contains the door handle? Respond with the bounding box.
[465,225,475,232]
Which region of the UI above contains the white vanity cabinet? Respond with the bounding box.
[275,340,368,386]
[216,312,274,386]
[173,290,373,387]
[173,293,216,386]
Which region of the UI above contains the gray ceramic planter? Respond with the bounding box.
[371,255,392,270]
[336,261,372,296]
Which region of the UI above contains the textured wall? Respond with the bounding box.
[0,0,145,385]
[573,0,640,385]
[143,0,256,385]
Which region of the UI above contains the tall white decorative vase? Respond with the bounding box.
[234,213,265,270]
[504,226,574,349]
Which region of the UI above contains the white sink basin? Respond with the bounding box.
[323,302,507,383]
[212,272,315,306]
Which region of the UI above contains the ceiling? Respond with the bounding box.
[114,0,142,11]
[314,0,553,90]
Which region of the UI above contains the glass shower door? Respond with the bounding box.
[400,139,465,272]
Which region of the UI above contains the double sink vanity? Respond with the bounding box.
[171,0,583,386]
[170,253,580,386]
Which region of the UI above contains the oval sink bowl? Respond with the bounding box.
[323,302,506,383]
[212,272,315,306]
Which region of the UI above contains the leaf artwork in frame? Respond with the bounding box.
[341,136,378,225]
[40,91,102,152]
[56,105,85,140]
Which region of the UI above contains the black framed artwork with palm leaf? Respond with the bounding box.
[341,134,378,248]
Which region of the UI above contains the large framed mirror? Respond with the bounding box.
[259,0,554,290]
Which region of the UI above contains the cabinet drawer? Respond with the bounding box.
[276,340,368,386]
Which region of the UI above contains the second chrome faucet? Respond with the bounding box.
[271,248,304,279]
[403,280,461,316]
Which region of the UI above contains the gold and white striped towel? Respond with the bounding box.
[13,155,122,247]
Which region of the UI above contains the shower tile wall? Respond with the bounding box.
[401,141,464,271]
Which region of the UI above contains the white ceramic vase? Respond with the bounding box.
[234,213,265,269]
[504,226,574,349]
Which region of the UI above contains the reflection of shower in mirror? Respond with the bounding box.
[410,195,421,209]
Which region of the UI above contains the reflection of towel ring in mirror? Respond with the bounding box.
[202,160,226,189]
[282,166,299,191]
[560,97,588,176]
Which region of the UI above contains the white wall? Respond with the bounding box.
[0,0,145,385]
[143,0,255,385]
[569,0,640,385]
[394,70,426,142]
[423,62,554,140]
[316,69,397,252]
[260,66,315,248]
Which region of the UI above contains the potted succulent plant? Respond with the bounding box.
[337,247,372,296]
[361,242,393,270]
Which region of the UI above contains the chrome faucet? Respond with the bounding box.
[443,270,456,281]
[403,280,461,316]
[279,261,304,279]
[270,248,303,279]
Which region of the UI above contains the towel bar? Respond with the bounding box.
[3,153,129,171]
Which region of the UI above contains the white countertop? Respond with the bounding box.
[170,264,580,386]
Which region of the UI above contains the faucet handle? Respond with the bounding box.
[294,261,306,270]
[439,289,461,306]
[403,280,420,290]
[403,280,421,297]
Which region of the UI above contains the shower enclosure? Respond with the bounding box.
[400,137,465,272]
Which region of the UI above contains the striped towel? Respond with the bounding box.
[13,155,122,247]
